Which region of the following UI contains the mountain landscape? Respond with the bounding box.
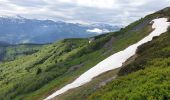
[0,16,120,44]
[0,6,170,100]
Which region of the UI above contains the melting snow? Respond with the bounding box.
[87,28,110,34]
[45,18,170,100]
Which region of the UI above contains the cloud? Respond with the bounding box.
[58,0,117,9]
[0,0,170,25]
[8,0,47,7]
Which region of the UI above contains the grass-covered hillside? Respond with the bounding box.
[0,44,45,62]
[0,15,153,100]
[0,7,169,100]
[88,26,170,100]
[53,7,170,100]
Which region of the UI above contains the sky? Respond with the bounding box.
[0,0,170,25]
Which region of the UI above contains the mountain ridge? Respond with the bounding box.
[0,16,120,44]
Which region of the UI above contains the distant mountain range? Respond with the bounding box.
[0,16,120,44]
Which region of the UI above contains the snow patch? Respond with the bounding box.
[20,39,31,43]
[42,25,49,28]
[87,28,110,34]
[45,18,170,100]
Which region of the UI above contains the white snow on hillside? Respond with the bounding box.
[87,28,110,34]
[45,18,170,100]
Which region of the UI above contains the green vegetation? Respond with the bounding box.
[168,18,170,22]
[168,26,170,32]
[0,7,169,100]
[89,67,170,100]
[0,38,88,100]
[156,7,170,17]
[0,44,45,62]
[118,30,170,76]
[0,16,153,100]
[88,31,170,100]
[56,68,120,100]
[54,7,170,100]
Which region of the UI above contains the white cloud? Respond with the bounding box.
[0,0,170,25]
[58,0,148,9]
[58,0,117,9]
[128,0,147,7]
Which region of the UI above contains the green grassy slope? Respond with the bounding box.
[88,29,170,100]
[55,7,170,100]
[30,20,154,100]
[0,38,88,100]
[0,7,169,100]
[0,18,153,100]
[53,18,154,100]
[0,44,45,62]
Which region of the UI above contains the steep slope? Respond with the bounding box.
[46,18,169,99]
[0,15,152,100]
[88,22,170,100]
[0,7,169,100]
[52,7,170,100]
[0,38,89,100]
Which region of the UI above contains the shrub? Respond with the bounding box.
[168,18,170,22]
[168,26,170,32]
[36,68,42,75]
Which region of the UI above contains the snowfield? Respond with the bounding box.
[87,28,110,34]
[45,18,170,100]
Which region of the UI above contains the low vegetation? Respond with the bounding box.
[0,7,170,100]
[168,18,170,22]
[89,67,170,100]
[0,44,45,62]
[88,31,170,100]
[52,15,155,100]
[168,26,170,32]
[58,7,170,100]
[0,17,153,100]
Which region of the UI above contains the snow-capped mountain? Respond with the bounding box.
[0,16,120,44]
